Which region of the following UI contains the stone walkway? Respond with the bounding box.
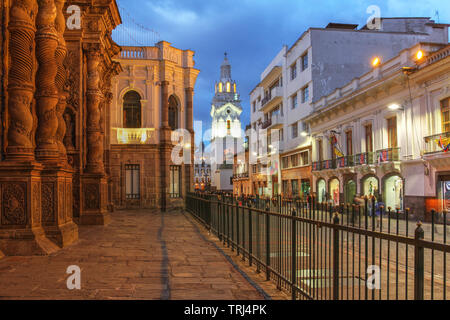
[0,210,268,300]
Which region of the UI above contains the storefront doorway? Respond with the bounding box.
[384,175,403,211]
[362,176,379,197]
[345,180,356,204]
[317,179,326,203]
[329,178,340,206]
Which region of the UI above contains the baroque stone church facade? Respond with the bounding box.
[210,54,243,191]
[0,0,197,257]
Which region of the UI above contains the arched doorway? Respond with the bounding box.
[362,175,379,198]
[317,179,326,203]
[168,95,179,130]
[383,174,403,210]
[329,178,340,205]
[123,91,141,128]
[344,180,356,204]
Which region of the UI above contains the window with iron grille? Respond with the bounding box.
[170,165,181,198]
[125,164,140,199]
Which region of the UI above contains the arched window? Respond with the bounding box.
[168,95,179,130]
[123,91,141,128]
[226,82,231,92]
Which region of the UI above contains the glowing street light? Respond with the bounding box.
[388,103,404,111]
[372,57,381,67]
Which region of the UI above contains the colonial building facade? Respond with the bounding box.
[110,43,199,209]
[0,0,122,256]
[247,18,449,199]
[303,43,450,218]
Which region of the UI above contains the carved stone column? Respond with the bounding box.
[185,87,194,194]
[5,0,38,161]
[159,81,171,211]
[54,0,68,162]
[80,43,109,225]
[35,0,60,162]
[36,0,78,247]
[85,44,104,174]
[0,0,59,256]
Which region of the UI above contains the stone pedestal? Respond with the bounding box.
[80,174,110,225]
[41,165,78,247]
[0,161,59,256]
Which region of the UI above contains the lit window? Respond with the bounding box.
[170,166,181,198]
[233,83,237,92]
[441,98,450,132]
[226,82,231,92]
[218,82,223,92]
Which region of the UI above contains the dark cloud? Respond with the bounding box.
[114,0,448,145]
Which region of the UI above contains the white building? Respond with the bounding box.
[249,18,449,198]
[302,42,450,218]
[210,54,243,191]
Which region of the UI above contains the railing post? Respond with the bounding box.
[266,205,271,281]
[249,208,253,266]
[333,212,340,300]
[291,208,297,300]
[236,202,240,256]
[414,222,425,300]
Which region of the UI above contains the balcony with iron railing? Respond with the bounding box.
[354,152,376,166]
[376,147,400,162]
[424,132,450,155]
[312,161,322,171]
[115,128,156,144]
[260,87,283,113]
[337,155,354,168]
[232,172,249,180]
[321,159,337,170]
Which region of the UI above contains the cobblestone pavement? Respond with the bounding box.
[0,209,270,300]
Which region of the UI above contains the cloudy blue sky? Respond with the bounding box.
[113,0,449,144]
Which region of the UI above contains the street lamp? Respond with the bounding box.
[388,103,404,111]
[372,56,381,67]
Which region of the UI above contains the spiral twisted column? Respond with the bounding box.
[54,0,68,162]
[85,44,104,174]
[6,0,39,161]
[35,0,60,162]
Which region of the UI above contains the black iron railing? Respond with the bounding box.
[337,155,354,168]
[321,159,336,170]
[186,193,450,300]
[424,132,450,154]
[355,152,376,166]
[377,148,400,162]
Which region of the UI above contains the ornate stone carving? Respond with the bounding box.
[63,111,75,150]
[1,183,27,226]
[54,0,68,161]
[32,183,41,227]
[84,183,100,210]
[84,43,104,174]
[58,183,64,221]
[64,47,80,111]
[6,0,39,160]
[42,182,55,224]
[35,0,59,161]
[65,182,72,223]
